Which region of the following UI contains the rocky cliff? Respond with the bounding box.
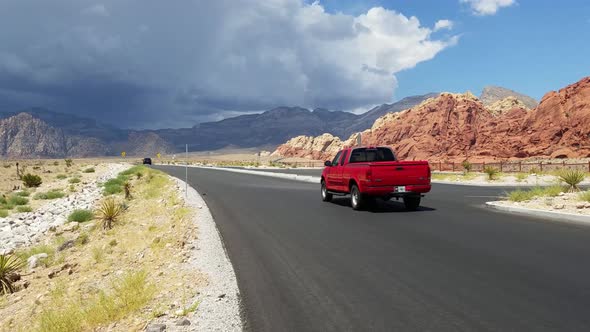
[273,77,590,162]
[480,86,538,109]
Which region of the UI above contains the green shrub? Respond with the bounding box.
[124,182,132,200]
[34,190,66,200]
[558,169,585,192]
[83,167,95,173]
[15,190,30,197]
[507,185,565,202]
[507,189,534,202]
[64,159,73,167]
[98,198,123,230]
[0,210,8,218]
[17,206,33,213]
[483,166,499,181]
[0,254,24,294]
[461,160,472,173]
[515,173,528,182]
[69,177,81,184]
[56,174,67,180]
[22,173,43,188]
[68,209,94,223]
[8,195,29,206]
[578,191,590,202]
[76,233,89,246]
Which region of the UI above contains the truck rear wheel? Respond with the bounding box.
[403,196,421,211]
[350,184,363,210]
[321,180,332,202]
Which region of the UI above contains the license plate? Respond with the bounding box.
[394,186,406,193]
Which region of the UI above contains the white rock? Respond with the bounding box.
[28,253,48,269]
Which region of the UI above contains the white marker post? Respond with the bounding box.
[185,144,188,198]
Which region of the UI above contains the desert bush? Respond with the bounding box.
[17,206,32,213]
[507,189,534,202]
[483,166,499,181]
[75,233,89,246]
[83,167,95,173]
[56,174,67,180]
[124,182,132,200]
[461,160,472,173]
[515,173,528,182]
[507,185,565,202]
[15,190,30,197]
[92,246,104,263]
[8,195,29,206]
[53,161,59,166]
[34,190,66,200]
[69,177,81,184]
[578,191,590,202]
[97,198,123,230]
[0,210,8,218]
[22,173,42,188]
[64,159,73,167]
[136,172,143,180]
[0,254,24,294]
[68,209,94,222]
[558,169,585,192]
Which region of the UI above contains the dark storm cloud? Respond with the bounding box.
[0,0,457,128]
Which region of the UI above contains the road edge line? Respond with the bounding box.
[485,201,590,225]
[187,165,322,184]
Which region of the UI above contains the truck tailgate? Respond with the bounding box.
[369,161,430,187]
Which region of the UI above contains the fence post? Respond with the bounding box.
[500,161,503,173]
[439,161,442,172]
[588,161,590,173]
[519,161,522,173]
[483,162,485,171]
[452,162,455,172]
[540,162,543,172]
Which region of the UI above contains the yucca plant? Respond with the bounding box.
[483,166,499,181]
[558,169,586,192]
[0,254,24,294]
[97,198,123,230]
[124,182,132,200]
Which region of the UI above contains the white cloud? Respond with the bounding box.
[434,19,454,31]
[460,0,516,16]
[0,0,458,127]
[82,4,110,17]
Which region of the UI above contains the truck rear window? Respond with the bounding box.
[349,148,396,163]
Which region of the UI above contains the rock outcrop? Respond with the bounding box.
[272,133,343,160]
[273,77,590,162]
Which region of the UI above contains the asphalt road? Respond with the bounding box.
[156,166,590,332]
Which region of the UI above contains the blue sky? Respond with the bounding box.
[318,0,590,101]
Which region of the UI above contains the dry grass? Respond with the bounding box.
[1,166,206,331]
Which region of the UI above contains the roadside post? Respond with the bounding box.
[185,144,188,198]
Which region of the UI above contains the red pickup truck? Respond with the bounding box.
[321,147,431,210]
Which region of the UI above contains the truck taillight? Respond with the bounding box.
[427,166,431,179]
[366,169,372,181]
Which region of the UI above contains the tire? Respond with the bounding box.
[403,196,421,211]
[350,184,363,210]
[321,180,333,202]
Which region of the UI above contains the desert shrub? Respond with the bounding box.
[17,205,32,213]
[483,166,499,181]
[109,239,118,246]
[75,233,89,246]
[461,160,472,173]
[92,247,104,264]
[64,159,73,167]
[507,185,565,202]
[56,174,67,180]
[507,189,534,202]
[98,198,123,230]
[0,254,24,294]
[15,190,30,197]
[83,167,95,173]
[69,177,81,184]
[0,210,8,218]
[34,189,66,200]
[515,173,528,182]
[136,172,143,180]
[124,182,132,200]
[8,195,29,206]
[68,209,94,222]
[22,173,43,188]
[558,169,585,192]
[578,191,590,202]
[69,185,76,193]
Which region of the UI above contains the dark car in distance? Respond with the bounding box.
[142,158,152,165]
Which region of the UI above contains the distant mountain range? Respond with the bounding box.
[0,88,535,158]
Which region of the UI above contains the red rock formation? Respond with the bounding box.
[272,76,590,162]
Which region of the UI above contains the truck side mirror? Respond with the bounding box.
[324,161,332,167]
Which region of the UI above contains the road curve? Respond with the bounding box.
[156,166,590,332]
